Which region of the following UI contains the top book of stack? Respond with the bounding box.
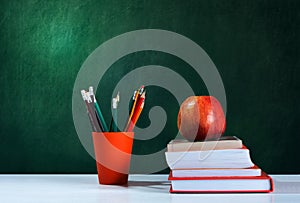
[167,136,242,152]
[165,136,254,169]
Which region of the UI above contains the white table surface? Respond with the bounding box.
[0,174,300,203]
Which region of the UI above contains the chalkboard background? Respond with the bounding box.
[0,0,299,174]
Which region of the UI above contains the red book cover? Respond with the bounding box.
[169,171,274,193]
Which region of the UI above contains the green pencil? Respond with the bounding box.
[89,87,109,132]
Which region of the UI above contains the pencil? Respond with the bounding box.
[81,90,101,132]
[87,90,104,131]
[126,91,146,132]
[89,86,109,132]
[124,86,144,131]
[128,90,137,113]
[112,92,120,132]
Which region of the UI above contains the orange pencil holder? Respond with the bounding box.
[92,132,134,185]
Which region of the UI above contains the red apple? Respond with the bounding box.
[177,96,226,141]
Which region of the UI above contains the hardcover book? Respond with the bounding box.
[167,136,242,152]
[172,165,261,177]
[165,145,254,169]
[169,171,274,193]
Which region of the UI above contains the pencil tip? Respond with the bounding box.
[141,91,146,97]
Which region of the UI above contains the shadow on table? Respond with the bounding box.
[274,180,300,194]
[127,180,170,192]
[128,181,169,186]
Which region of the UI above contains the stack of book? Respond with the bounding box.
[165,136,274,193]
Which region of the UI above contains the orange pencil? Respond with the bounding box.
[124,86,144,131]
[127,92,145,132]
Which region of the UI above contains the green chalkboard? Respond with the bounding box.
[0,0,299,174]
